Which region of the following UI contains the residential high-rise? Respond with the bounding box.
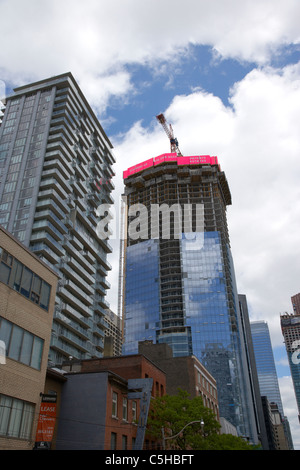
[121,152,258,442]
[281,308,300,422]
[0,73,115,365]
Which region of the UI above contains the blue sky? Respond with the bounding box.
[1,0,300,448]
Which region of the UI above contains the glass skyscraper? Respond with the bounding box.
[121,153,258,441]
[281,309,300,421]
[0,73,115,365]
[250,321,284,416]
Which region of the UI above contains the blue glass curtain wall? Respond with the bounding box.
[123,239,160,355]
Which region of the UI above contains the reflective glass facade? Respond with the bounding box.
[123,239,160,355]
[250,321,284,416]
[122,156,258,441]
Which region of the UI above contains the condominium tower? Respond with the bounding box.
[121,152,258,442]
[0,73,115,365]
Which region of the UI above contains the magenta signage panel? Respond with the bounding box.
[123,153,219,179]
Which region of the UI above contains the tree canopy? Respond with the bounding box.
[147,389,257,450]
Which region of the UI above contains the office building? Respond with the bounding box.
[0,226,58,449]
[251,320,292,448]
[0,73,115,365]
[281,309,300,421]
[121,152,258,441]
[238,295,269,449]
[250,321,285,415]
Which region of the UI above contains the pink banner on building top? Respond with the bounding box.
[123,153,219,179]
[154,153,178,165]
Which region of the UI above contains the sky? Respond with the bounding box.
[1,0,300,448]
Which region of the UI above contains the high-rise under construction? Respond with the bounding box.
[121,151,258,441]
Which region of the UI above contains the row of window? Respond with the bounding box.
[0,394,34,440]
[0,248,51,311]
[112,391,137,422]
[0,317,44,370]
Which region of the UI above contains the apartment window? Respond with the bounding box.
[111,432,117,450]
[0,394,34,440]
[112,392,118,418]
[122,398,128,421]
[0,317,44,370]
[122,435,127,450]
[132,401,137,422]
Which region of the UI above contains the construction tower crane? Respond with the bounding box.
[156,113,182,156]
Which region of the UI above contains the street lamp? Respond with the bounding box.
[161,419,204,450]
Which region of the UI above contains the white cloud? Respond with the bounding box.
[1,0,300,112]
[109,61,300,347]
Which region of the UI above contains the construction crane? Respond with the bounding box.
[156,113,182,156]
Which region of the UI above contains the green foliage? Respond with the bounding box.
[147,389,256,450]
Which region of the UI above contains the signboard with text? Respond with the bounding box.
[34,394,57,450]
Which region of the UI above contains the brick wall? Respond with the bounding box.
[0,227,58,450]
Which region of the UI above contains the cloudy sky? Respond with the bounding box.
[1,0,300,448]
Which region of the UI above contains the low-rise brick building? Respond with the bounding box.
[138,341,219,421]
[53,354,166,450]
[0,226,58,450]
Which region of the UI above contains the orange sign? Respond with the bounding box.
[35,396,57,443]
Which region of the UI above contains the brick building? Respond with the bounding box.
[53,354,166,450]
[0,226,58,450]
[138,341,219,421]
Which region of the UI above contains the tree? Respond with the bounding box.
[147,389,220,450]
[147,389,256,450]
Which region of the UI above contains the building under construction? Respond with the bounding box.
[121,145,259,442]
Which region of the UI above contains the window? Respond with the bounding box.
[132,401,137,422]
[112,392,118,418]
[122,435,127,450]
[40,281,50,311]
[110,432,117,450]
[0,394,34,439]
[0,249,51,311]
[0,262,11,284]
[122,398,128,421]
[20,267,33,298]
